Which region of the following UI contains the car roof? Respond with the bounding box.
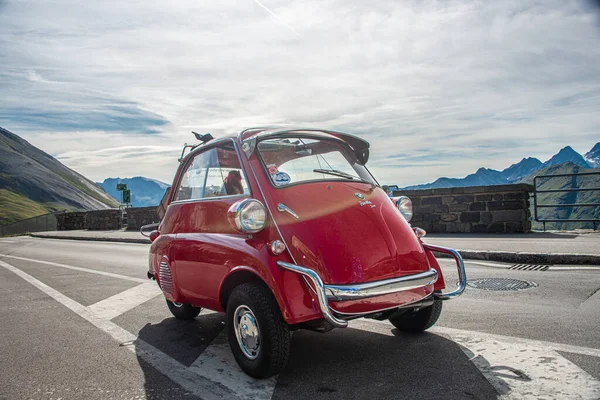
[238,127,371,164]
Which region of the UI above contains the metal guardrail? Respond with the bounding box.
[533,171,599,231]
[0,210,66,237]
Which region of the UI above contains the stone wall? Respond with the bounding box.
[56,211,87,230]
[396,184,534,233]
[126,206,160,231]
[85,209,122,230]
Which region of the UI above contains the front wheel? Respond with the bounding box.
[226,282,290,379]
[166,300,201,320]
[388,299,442,333]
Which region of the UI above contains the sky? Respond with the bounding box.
[1,0,600,186]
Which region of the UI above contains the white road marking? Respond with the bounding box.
[189,330,277,400]
[432,325,600,359]
[0,240,17,243]
[353,320,600,399]
[0,259,261,400]
[0,253,147,283]
[88,283,162,320]
[550,266,600,271]
[447,332,600,400]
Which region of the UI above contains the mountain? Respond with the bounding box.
[404,168,507,190]
[502,157,543,182]
[543,146,590,168]
[403,143,598,190]
[520,162,600,230]
[0,127,118,225]
[97,177,169,207]
[585,143,600,168]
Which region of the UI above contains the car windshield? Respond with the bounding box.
[257,137,375,187]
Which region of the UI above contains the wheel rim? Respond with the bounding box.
[172,302,184,308]
[233,305,260,360]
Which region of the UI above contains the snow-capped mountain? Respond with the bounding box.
[402,142,599,190]
[584,143,600,168]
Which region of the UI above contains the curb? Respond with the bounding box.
[435,249,600,266]
[30,233,151,244]
[28,234,600,265]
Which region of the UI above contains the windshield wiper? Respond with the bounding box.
[313,168,357,180]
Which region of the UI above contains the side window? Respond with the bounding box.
[174,142,249,202]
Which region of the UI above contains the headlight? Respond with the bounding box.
[394,196,413,223]
[228,198,267,233]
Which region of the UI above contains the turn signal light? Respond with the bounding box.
[270,240,286,255]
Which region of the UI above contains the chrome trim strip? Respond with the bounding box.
[324,269,438,301]
[170,193,249,205]
[422,243,467,300]
[276,203,299,219]
[277,261,439,328]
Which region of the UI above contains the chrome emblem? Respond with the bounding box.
[354,193,365,200]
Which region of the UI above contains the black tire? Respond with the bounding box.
[226,282,290,379]
[389,299,443,333]
[166,300,201,320]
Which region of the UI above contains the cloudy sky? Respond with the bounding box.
[1,0,600,186]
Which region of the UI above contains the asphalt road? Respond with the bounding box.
[1,236,599,400]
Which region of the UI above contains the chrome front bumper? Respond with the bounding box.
[277,244,467,328]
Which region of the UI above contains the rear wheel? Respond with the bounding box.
[226,282,290,378]
[166,300,201,320]
[388,299,442,333]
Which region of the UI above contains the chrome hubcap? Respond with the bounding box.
[233,305,260,360]
[172,302,183,308]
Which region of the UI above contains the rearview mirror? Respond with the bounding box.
[295,146,313,156]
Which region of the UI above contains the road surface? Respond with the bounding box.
[1,236,599,399]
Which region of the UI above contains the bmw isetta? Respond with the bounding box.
[146,127,467,378]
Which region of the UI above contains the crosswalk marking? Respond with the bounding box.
[0,253,148,283]
[88,282,162,320]
[189,330,277,400]
[0,259,239,400]
[352,320,600,400]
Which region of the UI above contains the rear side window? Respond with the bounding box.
[174,142,249,202]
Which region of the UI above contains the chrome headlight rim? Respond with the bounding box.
[229,198,267,233]
[394,195,413,223]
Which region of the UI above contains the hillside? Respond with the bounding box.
[520,162,600,230]
[0,127,119,225]
[98,177,169,207]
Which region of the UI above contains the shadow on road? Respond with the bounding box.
[133,314,498,400]
[273,327,499,400]
[135,313,225,399]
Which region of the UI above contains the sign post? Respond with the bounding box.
[116,183,131,205]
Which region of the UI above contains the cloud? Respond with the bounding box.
[0,0,600,186]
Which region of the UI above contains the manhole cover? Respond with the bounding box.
[467,278,538,291]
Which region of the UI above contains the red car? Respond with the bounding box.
[147,127,466,378]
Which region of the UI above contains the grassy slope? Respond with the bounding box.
[0,128,119,226]
[0,189,52,225]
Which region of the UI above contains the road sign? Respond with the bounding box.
[122,189,131,204]
[116,183,127,191]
